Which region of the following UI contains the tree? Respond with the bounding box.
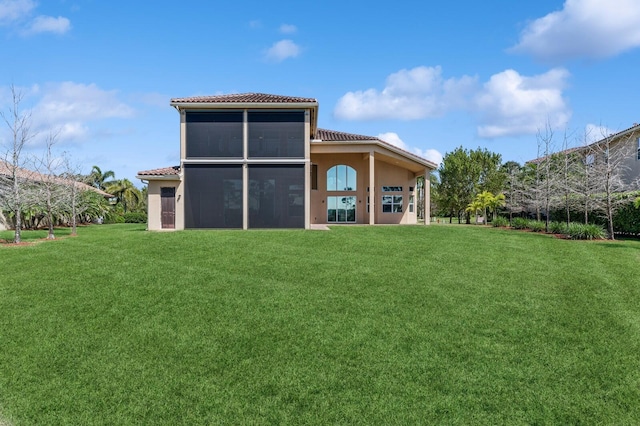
[487,192,506,220]
[88,165,115,191]
[465,198,483,224]
[501,161,523,224]
[437,147,503,224]
[33,131,66,239]
[0,85,35,243]
[105,178,142,213]
[590,131,636,239]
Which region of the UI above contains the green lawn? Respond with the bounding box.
[1,224,639,425]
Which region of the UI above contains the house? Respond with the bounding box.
[137,93,437,230]
[0,160,113,231]
[528,122,640,185]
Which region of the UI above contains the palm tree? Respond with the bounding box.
[88,165,115,191]
[104,179,141,213]
[466,199,484,224]
[487,193,506,221]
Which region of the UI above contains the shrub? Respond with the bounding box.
[566,223,606,240]
[123,212,147,223]
[527,220,546,232]
[103,213,125,224]
[583,224,607,240]
[549,221,568,235]
[492,216,509,228]
[567,223,584,240]
[511,217,528,229]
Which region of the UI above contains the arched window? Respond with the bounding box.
[326,165,356,191]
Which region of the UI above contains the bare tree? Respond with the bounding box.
[0,85,35,243]
[590,132,636,239]
[555,129,582,226]
[537,123,559,232]
[572,130,598,225]
[33,130,66,239]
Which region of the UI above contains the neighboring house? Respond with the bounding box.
[0,160,112,231]
[137,93,436,230]
[528,122,640,185]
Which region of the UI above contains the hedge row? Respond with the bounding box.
[492,217,607,240]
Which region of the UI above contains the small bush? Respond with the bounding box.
[492,216,509,227]
[566,223,606,240]
[549,221,568,235]
[511,217,528,229]
[527,220,546,232]
[583,224,606,240]
[123,212,147,223]
[103,214,125,224]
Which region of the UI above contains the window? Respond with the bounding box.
[327,165,356,191]
[637,137,640,160]
[248,111,305,158]
[409,195,414,213]
[186,111,243,158]
[327,196,356,223]
[585,154,595,166]
[382,195,403,213]
[382,186,402,192]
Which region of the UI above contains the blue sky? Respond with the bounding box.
[2,0,640,185]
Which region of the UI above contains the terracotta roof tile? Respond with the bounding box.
[171,93,317,104]
[0,160,113,197]
[137,166,180,176]
[314,129,437,169]
[528,122,640,164]
[315,128,377,141]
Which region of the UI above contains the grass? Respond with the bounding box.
[1,224,640,424]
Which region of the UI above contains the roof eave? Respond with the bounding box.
[136,174,182,181]
[311,140,437,170]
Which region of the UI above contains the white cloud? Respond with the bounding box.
[27,82,135,143]
[334,66,477,120]
[418,149,443,166]
[377,131,442,165]
[264,39,301,62]
[336,65,572,140]
[0,0,35,24]
[510,0,640,61]
[0,0,70,35]
[378,132,408,149]
[584,123,615,143]
[279,23,297,34]
[474,68,571,138]
[24,15,70,35]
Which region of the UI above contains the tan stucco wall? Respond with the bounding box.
[310,153,418,224]
[147,179,183,231]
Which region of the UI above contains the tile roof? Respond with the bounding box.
[315,128,377,141]
[137,166,180,176]
[527,122,640,164]
[0,160,113,197]
[314,128,437,169]
[171,93,317,104]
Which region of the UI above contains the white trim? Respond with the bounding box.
[135,174,181,181]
